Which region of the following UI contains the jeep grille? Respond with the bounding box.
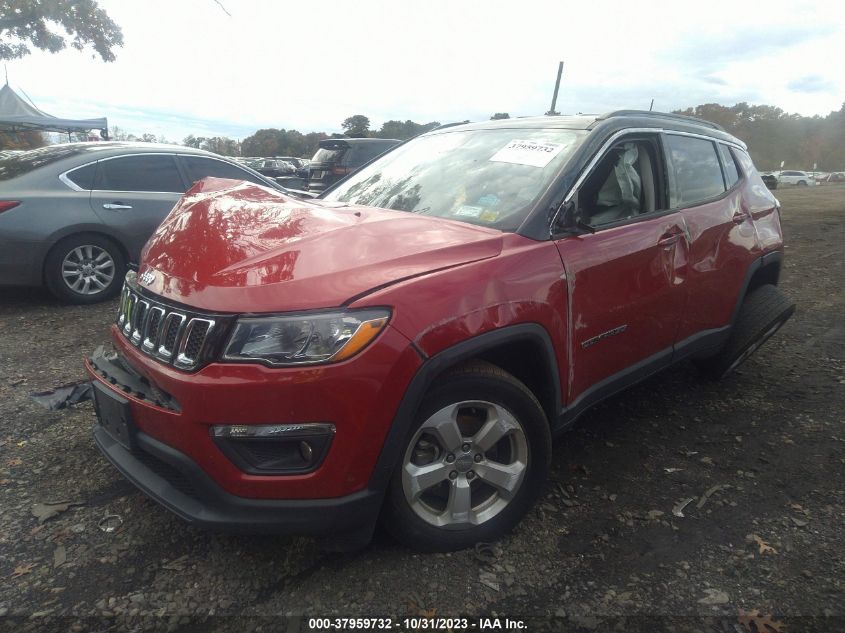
[116,283,230,371]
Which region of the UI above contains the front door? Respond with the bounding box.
[89,154,186,264]
[554,135,689,407]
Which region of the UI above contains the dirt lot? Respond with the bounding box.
[0,186,843,633]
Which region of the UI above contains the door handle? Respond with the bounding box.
[103,203,133,210]
[657,233,681,247]
[732,211,747,224]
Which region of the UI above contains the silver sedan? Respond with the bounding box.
[0,142,287,303]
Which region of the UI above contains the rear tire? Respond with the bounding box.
[44,234,126,304]
[695,284,794,380]
[797,180,807,186]
[383,361,551,552]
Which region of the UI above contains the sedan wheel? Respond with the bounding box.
[61,245,116,295]
[45,234,126,304]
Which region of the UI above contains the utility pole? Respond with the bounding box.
[545,62,564,116]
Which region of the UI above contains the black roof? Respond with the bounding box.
[424,111,745,148]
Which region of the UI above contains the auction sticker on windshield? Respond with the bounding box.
[490,139,566,167]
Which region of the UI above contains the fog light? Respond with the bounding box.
[299,441,313,462]
[210,423,335,474]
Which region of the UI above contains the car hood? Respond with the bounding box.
[138,178,503,313]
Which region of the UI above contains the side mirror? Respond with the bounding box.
[552,197,595,236]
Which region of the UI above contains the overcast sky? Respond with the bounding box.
[7,0,845,142]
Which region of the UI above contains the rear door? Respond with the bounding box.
[89,154,187,263]
[554,133,689,405]
[665,134,759,345]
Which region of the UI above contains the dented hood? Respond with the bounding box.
[138,178,503,313]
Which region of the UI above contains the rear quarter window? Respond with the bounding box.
[64,162,97,190]
[665,135,726,207]
[717,144,741,189]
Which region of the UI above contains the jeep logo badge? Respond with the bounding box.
[139,269,156,285]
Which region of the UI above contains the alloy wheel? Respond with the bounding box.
[402,400,529,529]
[61,245,115,295]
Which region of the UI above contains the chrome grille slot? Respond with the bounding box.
[115,281,226,372]
[175,319,214,369]
[158,312,185,359]
[122,293,137,336]
[130,300,150,344]
[142,306,165,351]
[117,286,131,327]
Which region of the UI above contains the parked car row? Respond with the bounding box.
[758,169,845,189]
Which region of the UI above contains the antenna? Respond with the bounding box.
[4,64,8,85]
[649,99,654,111]
[546,62,564,116]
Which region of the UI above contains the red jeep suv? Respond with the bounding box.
[86,111,794,551]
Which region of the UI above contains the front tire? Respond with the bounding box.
[383,361,551,551]
[44,234,126,304]
[695,284,794,380]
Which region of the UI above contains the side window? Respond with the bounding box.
[180,156,265,187]
[94,155,185,193]
[577,139,660,226]
[733,148,759,175]
[64,163,97,190]
[717,144,741,188]
[664,135,725,207]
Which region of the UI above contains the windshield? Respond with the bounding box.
[322,128,586,231]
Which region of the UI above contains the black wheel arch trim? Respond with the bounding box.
[367,323,561,492]
[730,250,783,326]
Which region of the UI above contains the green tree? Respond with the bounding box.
[342,115,370,138]
[674,102,845,170]
[375,119,439,140]
[0,0,124,61]
[490,112,510,120]
[203,136,239,156]
[182,135,206,149]
[139,133,157,143]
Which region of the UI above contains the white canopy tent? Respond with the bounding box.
[0,82,108,139]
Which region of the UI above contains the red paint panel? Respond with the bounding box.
[86,323,421,499]
[356,233,570,398]
[676,187,759,339]
[555,213,688,403]
[138,179,503,313]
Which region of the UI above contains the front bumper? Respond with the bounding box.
[93,424,382,535]
[85,318,422,535]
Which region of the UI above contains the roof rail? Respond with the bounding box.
[595,110,725,131]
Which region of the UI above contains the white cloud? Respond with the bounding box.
[6,0,844,141]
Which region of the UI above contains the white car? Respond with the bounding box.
[777,170,815,186]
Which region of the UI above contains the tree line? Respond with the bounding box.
[673,102,845,171]
[3,105,843,171]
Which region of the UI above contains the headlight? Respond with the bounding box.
[222,308,390,366]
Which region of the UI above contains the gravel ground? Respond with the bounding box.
[0,186,843,633]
